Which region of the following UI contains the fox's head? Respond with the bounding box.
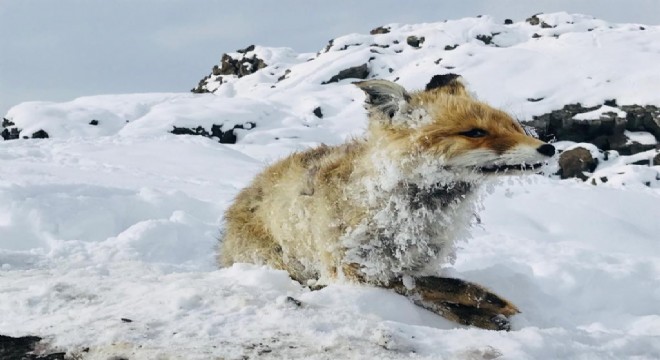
[355,74,554,178]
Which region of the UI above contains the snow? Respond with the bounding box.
[1,13,660,359]
[625,130,658,145]
[573,105,626,120]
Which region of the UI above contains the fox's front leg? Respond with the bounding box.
[390,276,520,331]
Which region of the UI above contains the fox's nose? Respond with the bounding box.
[536,144,556,157]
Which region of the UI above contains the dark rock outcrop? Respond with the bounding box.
[1,127,20,140]
[322,64,369,84]
[476,34,493,45]
[524,103,659,156]
[621,104,660,138]
[557,147,597,180]
[171,122,256,144]
[370,26,390,35]
[406,36,425,48]
[32,130,49,139]
[526,13,554,28]
[1,119,36,140]
[0,334,65,360]
[313,107,323,119]
[192,45,268,93]
[1,118,20,140]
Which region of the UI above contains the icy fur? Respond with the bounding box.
[341,150,486,284]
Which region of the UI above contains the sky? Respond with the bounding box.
[1,0,659,117]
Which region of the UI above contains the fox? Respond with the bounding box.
[219,74,555,331]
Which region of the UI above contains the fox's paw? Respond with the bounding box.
[414,276,520,316]
[490,314,512,331]
[399,276,520,331]
[438,301,517,331]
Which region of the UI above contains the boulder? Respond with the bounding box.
[313,107,323,119]
[322,63,369,84]
[32,130,49,139]
[406,36,425,48]
[557,147,598,180]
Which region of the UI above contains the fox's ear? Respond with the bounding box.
[425,73,470,97]
[355,79,411,122]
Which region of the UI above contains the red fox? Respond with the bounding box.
[220,74,555,330]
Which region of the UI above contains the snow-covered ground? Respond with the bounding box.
[1,13,660,359]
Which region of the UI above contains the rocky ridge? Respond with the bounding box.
[2,13,659,185]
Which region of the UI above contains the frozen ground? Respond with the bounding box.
[1,13,660,359]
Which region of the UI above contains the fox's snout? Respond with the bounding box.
[536,143,555,157]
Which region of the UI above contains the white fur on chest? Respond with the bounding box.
[341,173,480,284]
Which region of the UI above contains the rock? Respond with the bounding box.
[211,65,222,76]
[322,63,369,84]
[89,120,99,126]
[654,152,660,166]
[313,107,323,119]
[0,334,65,360]
[504,19,513,25]
[524,102,660,157]
[1,118,21,140]
[286,296,302,307]
[322,39,334,53]
[236,44,255,54]
[621,105,660,138]
[191,46,268,93]
[218,53,267,78]
[171,126,209,137]
[557,147,598,180]
[171,122,256,144]
[444,44,459,51]
[526,13,553,28]
[1,128,20,140]
[604,99,618,107]
[277,69,291,82]
[31,130,49,139]
[406,36,425,48]
[476,34,493,45]
[526,103,619,141]
[631,158,652,166]
[2,118,14,128]
[370,26,390,35]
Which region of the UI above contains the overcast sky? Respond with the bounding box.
[1,0,658,116]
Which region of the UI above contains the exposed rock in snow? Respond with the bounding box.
[557,146,597,180]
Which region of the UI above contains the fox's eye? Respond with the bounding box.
[459,128,489,138]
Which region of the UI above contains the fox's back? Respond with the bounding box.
[220,140,367,282]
